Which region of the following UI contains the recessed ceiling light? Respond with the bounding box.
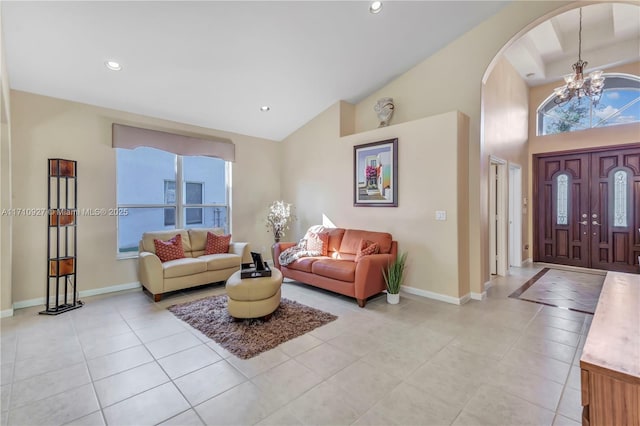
[105,61,122,71]
[369,1,382,14]
[260,106,270,112]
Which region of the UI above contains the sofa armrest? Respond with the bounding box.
[138,251,163,295]
[273,242,296,269]
[354,253,395,300]
[229,242,252,264]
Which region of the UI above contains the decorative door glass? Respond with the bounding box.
[613,170,628,227]
[557,173,569,225]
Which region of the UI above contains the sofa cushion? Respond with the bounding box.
[355,239,380,262]
[306,231,329,256]
[326,228,346,254]
[198,253,241,271]
[154,235,186,262]
[311,259,356,282]
[163,258,207,278]
[339,229,392,255]
[287,256,324,273]
[205,232,231,254]
[142,229,191,254]
[188,228,225,252]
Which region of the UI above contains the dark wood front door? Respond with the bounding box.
[535,145,640,273]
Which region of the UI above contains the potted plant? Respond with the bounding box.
[265,200,295,243]
[265,201,295,264]
[382,252,407,304]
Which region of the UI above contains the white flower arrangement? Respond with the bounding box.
[265,200,295,241]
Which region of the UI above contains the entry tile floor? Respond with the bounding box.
[513,268,605,314]
[1,264,592,425]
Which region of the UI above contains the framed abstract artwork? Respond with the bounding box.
[353,138,398,207]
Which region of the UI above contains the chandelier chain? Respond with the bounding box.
[552,7,604,106]
[578,8,582,62]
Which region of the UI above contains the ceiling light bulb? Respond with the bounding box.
[105,61,122,71]
[369,1,382,14]
[260,106,270,112]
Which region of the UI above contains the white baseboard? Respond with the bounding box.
[12,282,142,311]
[484,280,493,290]
[13,297,47,310]
[401,285,470,305]
[522,258,533,265]
[79,282,141,298]
[470,292,486,301]
[1,308,14,318]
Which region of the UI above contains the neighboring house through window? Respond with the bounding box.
[116,146,229,256]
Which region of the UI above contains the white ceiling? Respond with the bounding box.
[3,2,637,142]
[1,1,510,141]
[504,3,640,87]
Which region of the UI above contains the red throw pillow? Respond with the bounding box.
[205,232,231,255]
[306,231,329,256]
[154,234,186,263]
[355,239,379,262]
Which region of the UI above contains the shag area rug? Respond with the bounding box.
[168,295,337,359]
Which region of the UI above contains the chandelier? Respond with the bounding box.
[553,8,605,105]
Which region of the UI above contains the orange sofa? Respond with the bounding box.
[273,228,397,307]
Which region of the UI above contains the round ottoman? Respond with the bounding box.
[225,268,283,319]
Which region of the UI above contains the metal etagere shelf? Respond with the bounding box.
[40,158,83,315]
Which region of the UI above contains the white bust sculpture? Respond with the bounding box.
[374,97,394,127]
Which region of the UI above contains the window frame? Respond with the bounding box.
[164,179,177,227]
[184,181,205,226]
[116,151,231,259]
[536,73,640,136]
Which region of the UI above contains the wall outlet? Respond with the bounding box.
[435,210,447,221]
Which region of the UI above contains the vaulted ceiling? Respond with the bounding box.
[504,3,640,86]
[2,2,638,141]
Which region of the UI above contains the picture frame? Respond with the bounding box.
[353,138,398,207]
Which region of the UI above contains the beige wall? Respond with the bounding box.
[10,90,281,304]
[482,56,530,269]
[1,8,13,314]
[282,101,471,300]
[527,61,640,258]
[350,1,572,294]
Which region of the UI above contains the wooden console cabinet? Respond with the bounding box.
[580,272,640,426]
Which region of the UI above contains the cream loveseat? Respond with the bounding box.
[138,228,251,301]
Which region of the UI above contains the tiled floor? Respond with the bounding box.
[0,264,591,425]
[512,268,605,314]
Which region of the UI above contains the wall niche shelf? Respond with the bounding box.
[40,158,83,315]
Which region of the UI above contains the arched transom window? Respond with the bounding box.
[537,73,640,136]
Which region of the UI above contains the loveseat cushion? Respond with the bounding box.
[287,257,325,273]
[311,259,356,282]
[339,229,393,255]
[205,232,231,254]
[142,229,192,254]
[198,253,241,271]
[154,234,186,262]
[188,228,226,252]
[163,258,207,278]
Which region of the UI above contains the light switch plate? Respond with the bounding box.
[435,210,446,221]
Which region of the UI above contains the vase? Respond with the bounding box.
[271,239,280,267]
[387,292,400,304]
